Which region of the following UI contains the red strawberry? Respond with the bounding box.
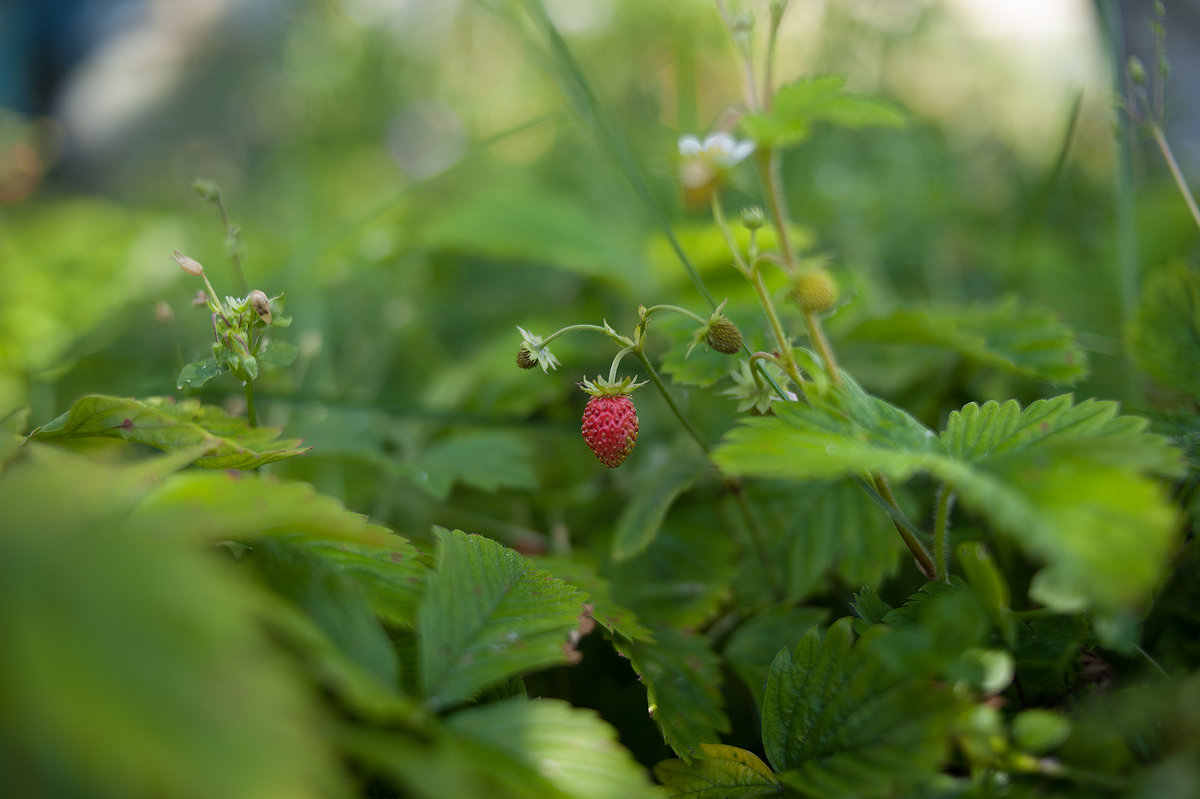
[579,376,646,468]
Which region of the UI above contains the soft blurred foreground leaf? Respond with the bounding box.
[248,538,400,689]
[30,394,309,469]
[418,529,592,710]
[655,743,782,799]
[715,383,1182,626]
[130,470,429,627]
[1127,259,1200,400]
[762,618,960,798]
[0,451,342,799]
[615,627,729,763]
[445,698,664,799]
[849,300,1088,383]
[739,75,905,149]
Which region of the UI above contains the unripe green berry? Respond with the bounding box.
[516,346,537,369]
[705,316,743,354]
[792,270,839,313]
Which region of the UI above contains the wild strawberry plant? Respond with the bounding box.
[3,2,1200,799]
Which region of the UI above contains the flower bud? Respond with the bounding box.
[1127,55,1147,87]
[171,250,205,277]
[192,178,221,202]
[248,290,272,324]
[154,300,174,324]
[741,206,765,230]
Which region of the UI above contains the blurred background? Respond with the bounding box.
[1,0,1198,541]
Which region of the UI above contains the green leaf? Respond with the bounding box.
[616,627,729,762]
[940,395,1175,467]
[445,698,662,799]
[30,394,310,469]
[128,470,429,627]
[1,406,28,468]
[655,744,782,799]
[1012,709,1072,754]
[418,529,591,710]
[724,606,829,708]
[762,619,959,798]
[713,376,944,484]
[177,357,224,389]
[851,585,893,626]
[419,177,644,288]
[246,538,399,688]
[414,430,539,500]
[715,388,1182,621]
[752,480,904,602]
[612,453,707,561]
[258,338,299,367]
[1127,259,1200,399]
[605,512,736,630]
[873,580,991,682]
[739,76,905,149]
[0,451,342,799]
[955,541,1016,647]
[534,556,654,642]
[850,301,1088,384]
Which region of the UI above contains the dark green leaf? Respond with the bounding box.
[534,555,654,642]
[605,512,736,630]
[850,301,1088,384]
[655,744,783,799]
[762,619,959,797]
[414,430,539,500]
[418,529,591,710]
[723,606,828,708]
[30,394,310,469]
[754,480,904,602]
[612,453,706,561]
[956,541,1016,647]
[616,627,729,762]
[851,585,893,626]
[1127,259,1200,399]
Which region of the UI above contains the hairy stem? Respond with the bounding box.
[801,309,843,388]
[873,474,936,580]
[933,483,955,583]
[727,478,785,600]
[634,350,709,454]
[1151,124,1200,233]
[244,381,258,429]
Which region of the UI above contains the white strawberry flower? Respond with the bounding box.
[677,133,755,168]
[677,133,756,199]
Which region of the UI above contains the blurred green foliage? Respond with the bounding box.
[4,0,1200,796]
